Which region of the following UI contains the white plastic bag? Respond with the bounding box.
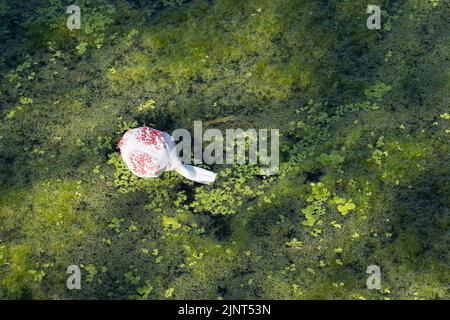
[119,127,216,184]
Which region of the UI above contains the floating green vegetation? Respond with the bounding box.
[0,0,449,300]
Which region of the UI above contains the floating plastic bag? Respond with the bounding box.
[119,127,216,184]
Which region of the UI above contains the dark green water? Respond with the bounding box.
[0,0,448,299]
